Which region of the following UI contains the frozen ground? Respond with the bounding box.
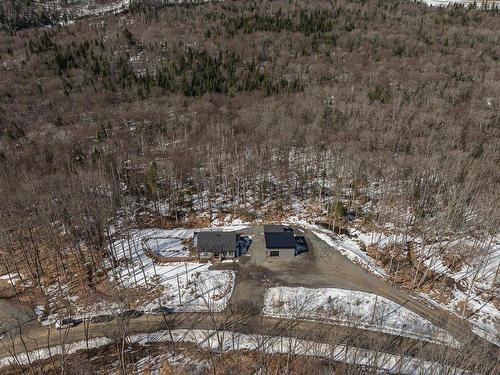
[36,225,244,324]
[422,0,499,6]
[285,214,498,347]
[350,228,500,346]
[109,228,235,312]
[0,329,470,374]
[263,286,459,347]
[145,237,188,257]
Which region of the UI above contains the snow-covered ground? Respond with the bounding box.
[263,287,459,347]
[108,228,235,312]
[37,225,246,324]
[0,273,20,284]
[349,229,500,346]
[145,236,189,257]
[422,0,499,7]
[0,329,471,374]
[0,337,112,369]
[285,215,499,347]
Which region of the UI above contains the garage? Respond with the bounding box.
[264,231,297,259]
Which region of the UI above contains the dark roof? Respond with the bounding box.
[265,232,296,249]
[264,224,286,233]
[197,231,236,253]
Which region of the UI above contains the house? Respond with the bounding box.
[195,231,252,260]
[195,231,237,260]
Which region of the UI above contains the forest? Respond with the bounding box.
[0,0,498,373]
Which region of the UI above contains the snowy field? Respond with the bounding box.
[0,329,470,374]
[263,287,459,346]
[144,236,189,258]
[108,228,235,312]
[36,225,248,324]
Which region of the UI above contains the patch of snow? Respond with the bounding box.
[421,0,499,7]
[0,337,112,368]
[130,329,469,375]
[107,228,235,313]
[0,273,20,284]
[263,287,459,347]
[145,237,189,258]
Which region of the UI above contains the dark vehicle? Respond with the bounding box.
[150,306,174,315]
[295,236,309,255]
[90,314,115,324]
[56,318,83,330]
[237,235,252,256]
[117,309,144,320]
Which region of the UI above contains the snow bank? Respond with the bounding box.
[124,329,472,374]
[0,337,112,368]
[0,329,471,374]
[263,287,459,347]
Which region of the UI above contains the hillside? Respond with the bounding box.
[0,0,498,374]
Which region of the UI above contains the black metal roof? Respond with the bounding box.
[197,231,236,253]
[265,232,296,249]
[264,224,287,233]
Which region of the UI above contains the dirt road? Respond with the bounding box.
[0,310,461,363]
[0,224,495,366]
[223,225,482,345]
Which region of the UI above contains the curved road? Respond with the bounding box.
[0,225,496,369]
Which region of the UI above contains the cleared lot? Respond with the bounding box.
[225,225,477,345]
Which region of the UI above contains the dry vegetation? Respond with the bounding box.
[0,0,499,372]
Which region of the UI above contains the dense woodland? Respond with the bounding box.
[0,0,499,359]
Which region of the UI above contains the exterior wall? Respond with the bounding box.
[198,250,236,260]
[266,248,295,259]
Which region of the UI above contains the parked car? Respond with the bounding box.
[117,309,144,320]
[150,306,174,315]
[56,318,83,330]
[90,314,115,324]
[295,236,309,254]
